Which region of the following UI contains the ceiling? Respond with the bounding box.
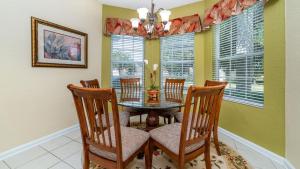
[99,0,202,10]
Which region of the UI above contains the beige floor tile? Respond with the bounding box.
[41,136,72,151]
[74,137,82,144]
[64,151,82,169]
[51,142,82,160]
[49,161,74,169]
[17,153,59,169]
[4,146,47,168]
[0,161,9,169]
[64,130,81,140]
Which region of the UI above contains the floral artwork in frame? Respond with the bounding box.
[31,17,88,68]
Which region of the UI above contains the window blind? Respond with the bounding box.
[111,35,144,89]
[213,1,264,107]
[160,33,195,90]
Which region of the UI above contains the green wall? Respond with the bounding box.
[101,0,285,156]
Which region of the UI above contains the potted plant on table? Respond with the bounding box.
[144,60,160,100]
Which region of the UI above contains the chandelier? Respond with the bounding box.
[130,0,172,36]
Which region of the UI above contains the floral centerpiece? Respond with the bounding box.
[144,60,160,99]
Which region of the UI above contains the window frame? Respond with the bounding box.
[110,35,145,91]
[213,2,264,108]
[160,33,195,91]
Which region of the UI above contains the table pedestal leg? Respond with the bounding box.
[146,110,159,131]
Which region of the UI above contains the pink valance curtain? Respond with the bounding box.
[104,18,147,37]
[104,14,202,39]
[203,0,269,28]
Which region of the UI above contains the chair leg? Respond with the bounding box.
[82,149,90,169]
[168,116,172,124]
[140,114,142,124]
[148,139,154,169]
[164,117,166,124]
[127,117,131,127]
[204,141,212,169]
[144,141,151,169]
[174,117,179,123]
[178,158,185,169]
[213,126,221,156]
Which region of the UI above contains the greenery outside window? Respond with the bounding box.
[111,35,144,89]
[160,33,195,90]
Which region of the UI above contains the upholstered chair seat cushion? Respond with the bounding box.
[150,123,204,155]
[96,112,129,127]
[89,126,150,161]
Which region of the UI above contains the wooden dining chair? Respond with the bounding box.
[67,85,150,169]
[160,79,185,124]
[80,79,129,127]
[80,79,100,88]
[148,85,225,169]
[120,78,145,126]
[204,80,228,156]
[174,80,228,156]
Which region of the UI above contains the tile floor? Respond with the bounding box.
[0,117,287,169]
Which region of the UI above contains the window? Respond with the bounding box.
[213,2,264,107]
[111,35,144,89]
[160,33,195,90]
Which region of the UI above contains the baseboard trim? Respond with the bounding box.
[0,124,79,161]
[218,127,295,169]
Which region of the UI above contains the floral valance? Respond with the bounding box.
[203,0,269,28]
[155,14,202,37]
[104,14,202,39]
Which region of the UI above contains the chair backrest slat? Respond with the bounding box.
[179,85,226,154]
[120,78,141,101]
[204,80,228,128]
[80,79,100,88]
[68,85,122,157]
[164,79,185,103]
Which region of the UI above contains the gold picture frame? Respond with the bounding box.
[31,17,88,68]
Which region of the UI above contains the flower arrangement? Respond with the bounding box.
[144,60,159,91]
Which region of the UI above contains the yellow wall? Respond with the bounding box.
[102,0,285,156]
[0,0,102,153]
[101,5,137,88]
[204,0,285,155]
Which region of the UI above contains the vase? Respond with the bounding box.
[147,90,160,101]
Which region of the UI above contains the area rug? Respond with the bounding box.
[90,122,252,169]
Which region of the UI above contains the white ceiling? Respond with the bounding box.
[99,0,202,10]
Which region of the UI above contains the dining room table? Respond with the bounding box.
[117,91,185,131]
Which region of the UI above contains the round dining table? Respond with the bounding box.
[118,91,185,131]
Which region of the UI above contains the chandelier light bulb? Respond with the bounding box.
[130,18,140,31]
[164,21,171,32]
[145,24,154,35]
[160,10,171,25]
[137,8,149,23]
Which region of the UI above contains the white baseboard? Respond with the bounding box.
[218,127,295,169]
[0,124,79,161]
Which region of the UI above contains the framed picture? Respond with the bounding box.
[31,17,88,68]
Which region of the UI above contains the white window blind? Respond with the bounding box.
[111,35,144,89]
[213,2,264,107]
[160,33,195,89]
